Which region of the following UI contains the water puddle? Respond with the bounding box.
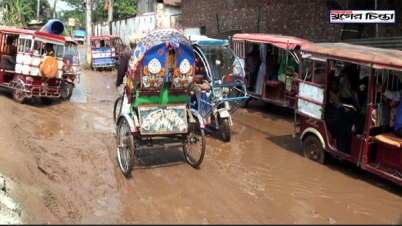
[33,119,71,140]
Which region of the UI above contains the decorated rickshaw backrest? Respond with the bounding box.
[126,29,195,91]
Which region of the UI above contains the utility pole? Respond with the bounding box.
[53,0,57,18]
[108,0,113,22]
[86,0,93,64]
[37,0,40,21]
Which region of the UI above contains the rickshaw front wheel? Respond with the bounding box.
[113,96,124,125]
[183,117,206,168]
[60,81,73,100]
[116,117,135,177]
[12,84,26,104]
[302,135,328,165]
[219,117,231,142]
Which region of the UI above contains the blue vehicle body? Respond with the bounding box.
[73,30,86,44]
[187,35,249,142]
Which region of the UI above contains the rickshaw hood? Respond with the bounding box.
[232,33,311,50]
[301,42,402,70]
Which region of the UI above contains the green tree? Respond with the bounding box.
[113,0,137,19]
[3,0,34,28]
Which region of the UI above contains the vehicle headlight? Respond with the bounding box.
[214,88,223,98]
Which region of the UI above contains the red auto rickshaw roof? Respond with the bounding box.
[232,33,312,50]
[302,42,402,70]
[0,27,66,42]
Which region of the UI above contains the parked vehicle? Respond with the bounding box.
[295,42,402,186]
[73,30,85,45]
[113,28,206,177]
[188,35,249,142]
[60,37,81,99]
[89,35,124,71]
[0,20,67,104]
[231,33,311,108]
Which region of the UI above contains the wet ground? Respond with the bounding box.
[0,49,401,224]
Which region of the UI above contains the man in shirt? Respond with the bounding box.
[45,43,55,57]
[376,83,402,137]
[116,34,141,114]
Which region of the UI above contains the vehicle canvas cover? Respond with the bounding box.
[127,28,195,90]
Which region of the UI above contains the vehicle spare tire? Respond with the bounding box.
[40,56,59,79]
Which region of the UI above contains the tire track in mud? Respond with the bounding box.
[8,100,123,224]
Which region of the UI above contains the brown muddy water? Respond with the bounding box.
[0,57,400,224]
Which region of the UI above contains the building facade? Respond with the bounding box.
[181,0,402,42]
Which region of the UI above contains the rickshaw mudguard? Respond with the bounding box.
[189,109,206,129]
[300,127,326,150]
[116,113,138,133]
[217,108,230,118]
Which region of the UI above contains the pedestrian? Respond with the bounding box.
[116,34,141,114]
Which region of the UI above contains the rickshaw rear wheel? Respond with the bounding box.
[116,117,135,177]
[302,135,328,164]
[60,81,73,100]
[183,117,206,168]
[12,84,26,104]
[113,96,123,125]
[219,117,231,142]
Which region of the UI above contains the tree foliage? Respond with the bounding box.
[2,0,34,28]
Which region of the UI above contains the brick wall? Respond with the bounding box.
[181,0,401,42]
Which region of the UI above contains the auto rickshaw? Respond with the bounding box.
[188,35,249,142]
[60,37,81,99]
[295,42,402,186]
[231,33,311,108]
[0,19,67,104]
[89,35,124,71]
[113,28,206,177]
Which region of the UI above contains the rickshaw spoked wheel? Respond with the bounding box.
[60,81,74,100]
[113,96,124,125]
[219,117,231,142]
[183,117,206,168]
[116,117,135,177]
[302,135,328,165]
[12,83,26,104]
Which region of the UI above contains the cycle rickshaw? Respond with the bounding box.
[114,28,206,176]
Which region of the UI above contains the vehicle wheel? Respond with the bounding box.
[113,96,123,125]
[60,81,74,99]
[219,117,231,142]
[41,97,54,105]
[183,116,206,168]
[12,83,26,104]
[302,135,328,164]
[116,117,135,177]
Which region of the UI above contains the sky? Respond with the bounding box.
[47,0,71,12]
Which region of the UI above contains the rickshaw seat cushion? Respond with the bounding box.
[265,80,284,86]
[374,132,402,149]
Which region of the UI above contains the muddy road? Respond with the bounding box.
[0,66,401,224]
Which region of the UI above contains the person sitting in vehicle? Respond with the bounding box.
[245,44,261,90]
[99,40,106,47]
[278,45,300,91]
[45,43,55,57]
[376,83,402,138]
[325,71,364,154]
[339,66,360,108]
[1,36,17,70]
